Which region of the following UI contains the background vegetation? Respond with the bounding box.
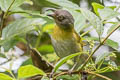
[0,0,120,80]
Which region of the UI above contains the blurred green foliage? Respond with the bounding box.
[0,0,120,80]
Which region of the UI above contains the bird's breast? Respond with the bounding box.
[51,37,80,58]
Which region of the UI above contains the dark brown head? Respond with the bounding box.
[48,9,74,30]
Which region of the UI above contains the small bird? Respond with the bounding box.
[48,9,87,76]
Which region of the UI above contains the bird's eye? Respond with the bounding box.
[57,16,64,21]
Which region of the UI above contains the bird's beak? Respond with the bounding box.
[47,13,55,18]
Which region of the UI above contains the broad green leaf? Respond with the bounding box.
[47,0,79,9]
[0,40,6,45]
[2,38,19,51]
[18,65,46,79]
[2,18,46,40]
[53,52,84,72]
[86,37,119,50]
[38,44,54,53]
[92,2,104,16]
[0,73,13,80]
[109,6,116,10]
[0,0,25,11]
[98,7,120,21]
[95,52,112,64]
[1,18,46,51]
[107,22,120,34]
[43,24,54,33]
[80,8,103,37]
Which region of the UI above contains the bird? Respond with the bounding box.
[47,9,87,79]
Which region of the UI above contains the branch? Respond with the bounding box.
[0,0,16,37]
[53,70,112,80]
[79,24,120,70]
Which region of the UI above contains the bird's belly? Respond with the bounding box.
[51,38,80,58]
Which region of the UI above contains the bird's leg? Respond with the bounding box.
[68,62,78,74]
[68,56,80,74]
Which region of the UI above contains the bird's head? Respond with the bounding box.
[47,9,74,30]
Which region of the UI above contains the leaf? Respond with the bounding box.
[1,18,46,51]
[2,38,19,52]
[18,65,46,79]
[38,44,54,53]
[80,8,103,37]
[95,52,111,64]
[0,73,13,80]
[107,22,120,34]
[21,58,33,66]
[47,0,79,9]
[0,53,6,58]
[86,37,119,50]
[0,0,25,11]
[106,39,119,50]
[2,18,46,40]
[42,24,54,33]
[109,6,116,10]
[98,7,120,21]
[92,2,104,16]
[53,52,84,72]
[99,66,120,73]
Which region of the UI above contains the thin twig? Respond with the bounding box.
[86,71,112,80]
[79,24,120,70]
[53,70,111,80]
[0,0,16,37]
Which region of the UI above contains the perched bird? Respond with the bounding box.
[48,9,87,72]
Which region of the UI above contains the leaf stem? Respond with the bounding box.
[0,0,16,37]
[53,70,112,80]
[79,24,120,70]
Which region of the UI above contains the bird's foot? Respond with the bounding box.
[68,69,73,76]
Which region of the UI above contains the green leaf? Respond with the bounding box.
[42,24,54,33]
[0,53,6,58]
[0,73,13,80]
[2,38,19,52]
[109,6,116,10]
[98,7,120,21]
[80,8,103,37]
[99,66,120,73]
[47,0,79,9]
[92,2,104,16]
[38,44,54,53]
[18,65,46,79]
[1,18,46,51]
[21,58,33,66]
[86,37,119,50]
[95,52,112,64]
[53,52,84,72]
[107,22,120,34]
[2,18,46,40]
[0,0,25,11]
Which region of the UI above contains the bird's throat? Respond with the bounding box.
[52,25,74,40]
